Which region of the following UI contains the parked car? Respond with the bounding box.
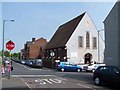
[93,66,120,86]
[20,60,26,65]
[83,63,105,72]
[26,59,34,66]
[76,63,88,70]
[30,59,43,68]
[57,62,82,72]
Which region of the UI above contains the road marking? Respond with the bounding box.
[20,78,31,89]
[77,83,96,90]
[44,79,53,84]
[12,75,55,77]
[35,78,67,85]
[27,68,42,70]
[49,78,62,83]
[15,63,29,69]
[35,79,47,85]
[15,62,50,71]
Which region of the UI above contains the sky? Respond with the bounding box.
[1,1,116,53]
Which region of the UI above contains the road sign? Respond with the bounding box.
[6,40,15,50]
[50,50,55,56]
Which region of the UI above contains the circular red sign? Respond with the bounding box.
[6,40,15,50]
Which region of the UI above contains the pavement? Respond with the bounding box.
[2,76,30,90]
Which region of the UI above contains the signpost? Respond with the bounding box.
[50,50,55,69]
[6,40,15,51]
[5,40,15,79]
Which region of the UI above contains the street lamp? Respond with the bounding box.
[98,29,104,63]
[2,19,14,65]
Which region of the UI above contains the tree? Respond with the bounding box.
[0,50,11,57]
[12,53,19,57]
[12,52,21,60]
[4,51,10,57]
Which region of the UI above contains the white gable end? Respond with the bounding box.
[66,12,105,64]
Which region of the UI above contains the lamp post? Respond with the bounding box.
[98,29,104,63]
[2,19,14,65]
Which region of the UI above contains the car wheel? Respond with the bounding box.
[94,77,101,85]
[61,68,64,72]
[77,69,81,72]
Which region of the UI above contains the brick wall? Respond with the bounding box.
[29,38,48,59]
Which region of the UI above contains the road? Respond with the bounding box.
[2,61,117,90]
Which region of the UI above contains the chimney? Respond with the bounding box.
[32,38,35,42]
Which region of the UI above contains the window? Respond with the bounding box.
[78,36,83,47]
[112,67,120,74]
[86,32,90,48]
[40,47,42,51]
[93,37,97,49]
[99,67,109,73]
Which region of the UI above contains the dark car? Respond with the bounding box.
[26,59,34,66]
[93,66,120,86]
[30,59,43,68]
[57,62,82,72]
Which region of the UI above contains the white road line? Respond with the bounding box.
[20,78,31,89]
[77,83,96,90]
[27,68,41,70]
[15,63,29,69]
[44,79,53,84]
[12,75,55,77]
[49,79,62,84]
[15,63,46,71]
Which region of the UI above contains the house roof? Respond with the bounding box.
[45,12,86,49]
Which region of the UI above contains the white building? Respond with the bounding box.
[44,12,105,68]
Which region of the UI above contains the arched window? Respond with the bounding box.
[93,37,97,49]
[78,36,83,47]
[86,32,90,48]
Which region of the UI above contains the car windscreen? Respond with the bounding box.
[36,60,42,63]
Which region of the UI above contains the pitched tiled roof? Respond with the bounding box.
[45,12,86,49]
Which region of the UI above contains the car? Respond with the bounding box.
[93,66,120,86]
[30,59,43,68]
[57,62,82,72]
[26,59,34,66]
[83,63,105,72]
[20,60,26,65]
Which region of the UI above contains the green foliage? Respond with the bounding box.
[0,50,10,57]
[4,51,10,57]
[12,53,19,57]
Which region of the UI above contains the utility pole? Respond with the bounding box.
[2,20,14,65]
[98,29,104,63]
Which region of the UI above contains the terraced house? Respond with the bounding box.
[43,12,105,68]
[21,38,47,60]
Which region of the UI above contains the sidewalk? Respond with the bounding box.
[2,76,30,90]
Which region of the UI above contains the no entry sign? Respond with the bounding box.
[6,40,15,50]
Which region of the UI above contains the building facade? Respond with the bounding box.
[21,38,47,60]
[29,38,48,59]
[44,12,105,68]
[104,1,120,66]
